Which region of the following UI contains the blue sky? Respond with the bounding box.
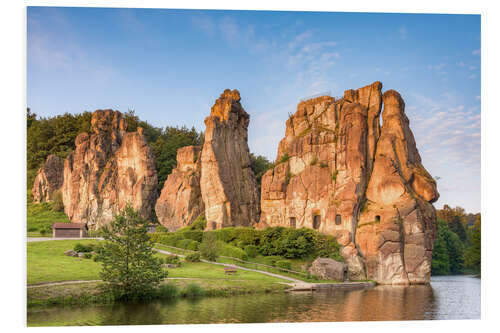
[27,7,481,213]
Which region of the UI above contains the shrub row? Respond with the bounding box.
[149,225,343,261]
[151,232,200,251]
[215,241,248,261]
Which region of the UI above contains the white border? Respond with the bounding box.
[2,0,499,332]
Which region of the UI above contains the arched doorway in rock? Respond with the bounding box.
[211,221,217,230]
[335,214,342,225]
[289,217,296,228]
[313,215,321,229]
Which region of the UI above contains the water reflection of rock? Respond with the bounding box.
[284,285,435,322]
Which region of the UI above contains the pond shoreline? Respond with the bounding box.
[27,279,378,308]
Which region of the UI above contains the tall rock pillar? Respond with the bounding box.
[200,89,260,230]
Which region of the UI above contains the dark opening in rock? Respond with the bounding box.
[313,215,321,229]
[289,217,296,228]
[335,214,342,225]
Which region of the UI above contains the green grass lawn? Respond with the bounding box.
[28,240,290,285]
[27,201,70,234]
[27,239,102,284]
[167,261,287,283]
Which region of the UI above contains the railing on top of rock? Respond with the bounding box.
[300,91,332,101]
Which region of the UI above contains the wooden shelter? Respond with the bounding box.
[52,223,88,238]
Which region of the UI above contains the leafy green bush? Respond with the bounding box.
[156,283,179,298]
[156,225,169,233]
[149,232,169,243]
[213,228,237,243]
[164,255,181,266]
[314,233,344,262]
[232,227,260,245]
[190,215,207,230]
[87,229,104,238]
[82,253,92,259]
[260,255,284,266]
[178,238,193,249]
[236,240,246,249]
[39,226,52,236]
[186,240,200,251]
[257,227,343,260]
[74,243,93,253]
[178,215,207,232]
[258,227,286,256]
[275,260,292,270]
[277,152,290,164]
[182,283,205,298]
[244,245,258,258]
[200,232,218,261]
[157,233,185,247]
[51,190,64,212]
[180,230,203,242]
[216,241,248,261]
[185,252,201,262]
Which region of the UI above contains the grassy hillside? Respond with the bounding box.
[27,202,70,237]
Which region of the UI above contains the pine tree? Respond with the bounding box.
[97,205,167,299]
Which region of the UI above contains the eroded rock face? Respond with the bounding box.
[32,154,64,202]
[260,82,438,284]
[200,89,260,229]
[155,146,204,231]
[60,110,158,229]
[355,90,438,285]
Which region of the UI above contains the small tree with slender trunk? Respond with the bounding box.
[97,205,167,299]
[200,232,218,261]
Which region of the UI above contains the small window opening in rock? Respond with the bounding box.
[289,217,296,228]
[211,222,217,230]
[335,214,342,225]
[313,215,321,229]
[375,215,381,223]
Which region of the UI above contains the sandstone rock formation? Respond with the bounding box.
[309,257,348,281]
[31,110,158,229]
[32,154,64,202]
[259,82,438,284]
[61,110,158,229]
[155,146,204,231]
[355,90,439,285]
[200,89,260,229]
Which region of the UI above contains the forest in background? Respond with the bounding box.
[432,205,481,275]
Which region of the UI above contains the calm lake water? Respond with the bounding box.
[27,275,480,326]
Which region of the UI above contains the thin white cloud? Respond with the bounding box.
[472,48,481,55]
[399,26,408,40]
[190,16,216,36]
